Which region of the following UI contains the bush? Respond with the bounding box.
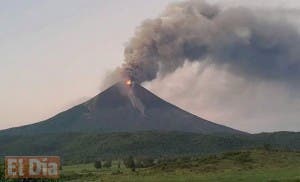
[111,170,122,175]
[236,152,253,163]
[103,160,112,168]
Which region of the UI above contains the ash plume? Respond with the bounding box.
[111,0,300,84]
[99,0,300,131]
[144,61,300,132]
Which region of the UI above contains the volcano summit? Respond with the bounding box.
[1,82,244,135]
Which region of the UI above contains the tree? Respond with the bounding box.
[94,160,102,169]
[0,165,4,180]
[124,156,135,172]
[117,160,121,169]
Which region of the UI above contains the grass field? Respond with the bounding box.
[61,149,300,182]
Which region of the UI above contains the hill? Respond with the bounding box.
[0,131,299,164]
[0,82,243,135]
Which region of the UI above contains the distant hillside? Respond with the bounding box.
[0,82,243,135]
[253,131,300,149]
[0,131,299,164]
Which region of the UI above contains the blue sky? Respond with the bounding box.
[1,0,300,132]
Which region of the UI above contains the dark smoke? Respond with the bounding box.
[116,0,300,84]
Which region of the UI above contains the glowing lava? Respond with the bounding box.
[125,80,132,86]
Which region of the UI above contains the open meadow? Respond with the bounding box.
[61,149,300,182]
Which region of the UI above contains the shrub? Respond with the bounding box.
[236,152,253,163]
[103,160,112,168]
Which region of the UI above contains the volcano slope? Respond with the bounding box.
[0,82,244,135]
[2,82,299,164]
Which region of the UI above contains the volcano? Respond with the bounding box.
[1,82,244,135]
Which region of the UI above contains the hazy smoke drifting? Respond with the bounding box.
[100,0,300,132]
[143,62,300,133]
[116,0,300,84]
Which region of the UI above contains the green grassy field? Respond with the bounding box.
[61,149,300,182]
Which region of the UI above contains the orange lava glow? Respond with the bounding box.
[125,80,132,86]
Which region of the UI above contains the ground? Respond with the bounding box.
[61,149,300,182]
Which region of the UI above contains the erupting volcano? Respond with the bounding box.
[0,82,244,135]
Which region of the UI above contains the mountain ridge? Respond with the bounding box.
[0,82,245,135]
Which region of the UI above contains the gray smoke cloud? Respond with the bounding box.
[143,61,300,133]
[99,0,300,132]
[117,0,300,84]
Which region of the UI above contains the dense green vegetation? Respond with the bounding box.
[1,149,299,181]
[0,131,299,164]
[60,149,300,182]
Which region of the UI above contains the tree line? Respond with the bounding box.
[94,156,156,172]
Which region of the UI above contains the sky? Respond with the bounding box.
[1,0,299,133]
